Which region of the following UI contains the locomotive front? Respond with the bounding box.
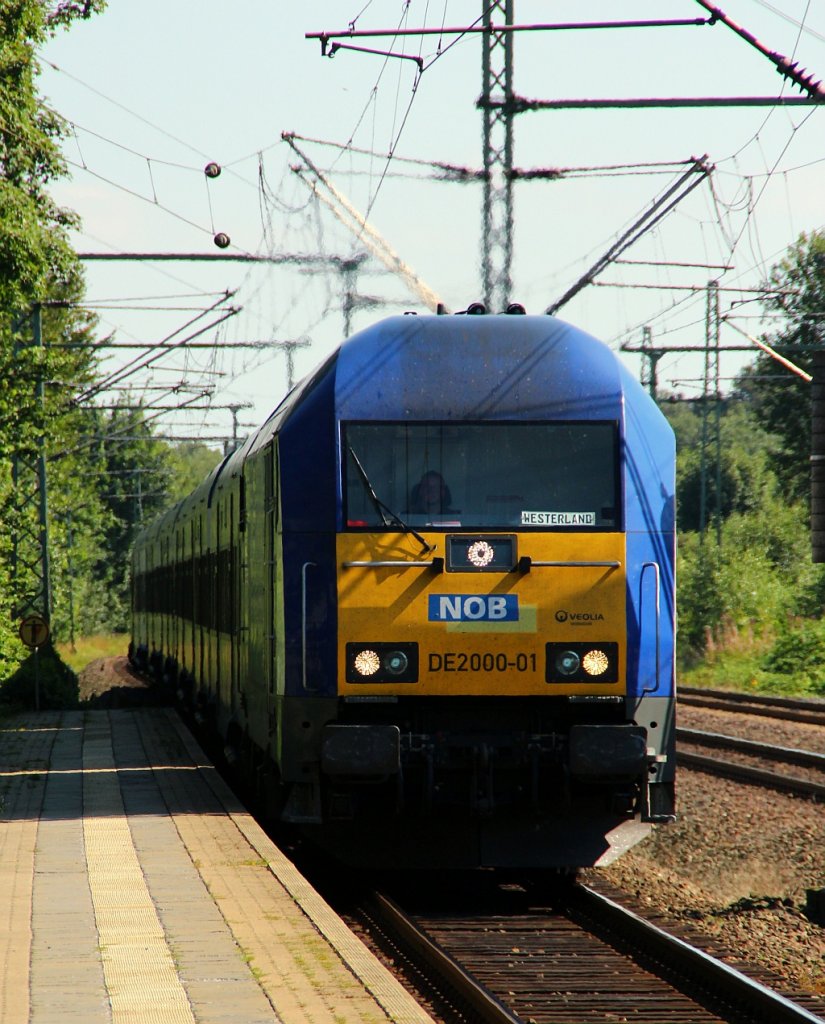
[290,313,676,869]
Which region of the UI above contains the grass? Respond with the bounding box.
[678,626,825,696]
[55,633,129,674]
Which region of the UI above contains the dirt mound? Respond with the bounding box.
[78,655,167,707]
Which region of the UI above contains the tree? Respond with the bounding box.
[166,442,223,504]
[0,0,107,677]
[677,493,824,657]
[663,399,781,532]
[0,1,106,312]
[733,230,825,503]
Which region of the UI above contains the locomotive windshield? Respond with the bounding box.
[344,421,620,530]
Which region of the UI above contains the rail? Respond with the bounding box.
[677,727,825,769]
[679,688,825,727]
[367,892,520,1024]
[678,748,825,800]
[576,885,825,1024]
[362,882,825,1024]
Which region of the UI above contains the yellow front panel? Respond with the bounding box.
[337,532,626,696]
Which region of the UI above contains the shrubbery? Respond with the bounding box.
[675,454,825,693]
[762,620,825,687]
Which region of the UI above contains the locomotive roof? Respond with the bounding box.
[241,314,640,463]
[334,314,627,422]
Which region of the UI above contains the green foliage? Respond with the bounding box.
[0,558,26,681]
[663,400,780,531]
[676,495,825,658]
[0,0,112,671]
[666,229,825,688]
[762,620,825,689]
[166,442,223,504]
[733,229,825,503]
[0,1,104,314]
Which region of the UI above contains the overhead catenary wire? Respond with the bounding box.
[74,292,239,404]
[547,158,714,315]
[37,6,825,448]
[722,317,812,381]
[285,133,444,311]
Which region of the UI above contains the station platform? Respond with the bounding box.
[0,707,435,1024]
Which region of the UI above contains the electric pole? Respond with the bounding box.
[274,338,311,391]
[639,326,665,401]
[479,0,515,313]
[699,280,723,544]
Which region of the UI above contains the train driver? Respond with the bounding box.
[410,470,456,516]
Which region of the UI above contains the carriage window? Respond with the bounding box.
[343,421,620,530]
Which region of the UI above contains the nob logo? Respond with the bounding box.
[428,594,518,622]
[556,609,605,624]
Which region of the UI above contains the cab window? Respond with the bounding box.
[343,421,620,530]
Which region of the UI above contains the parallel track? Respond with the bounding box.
[676,703,825,799]
[679,687,825,727]
[348,879,825,1024]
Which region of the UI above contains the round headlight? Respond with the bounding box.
[555,650,581,676]
[384,650,409,676]
[582,649,610,676]
[354,649,381,676]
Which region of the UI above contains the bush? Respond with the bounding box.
[762,621,825,692]
[677,497,825,660]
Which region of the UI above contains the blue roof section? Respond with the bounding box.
[334,314,626,421]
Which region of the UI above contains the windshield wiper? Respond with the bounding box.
[346,444,433,554]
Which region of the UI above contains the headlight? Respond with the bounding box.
[555,650,581,676]
[546,642,618,684]
[353,650,381,676]
[384,650,409,676]
[346,642,419,683]
[582,648,610,676]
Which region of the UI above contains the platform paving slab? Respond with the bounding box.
[0,708,435,1024]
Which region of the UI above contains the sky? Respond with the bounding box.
[39,1,825,448]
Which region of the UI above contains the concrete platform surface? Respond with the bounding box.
[0,707,436,1024]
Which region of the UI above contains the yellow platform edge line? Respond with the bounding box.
[83,719,197,1024]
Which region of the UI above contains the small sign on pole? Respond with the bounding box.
[19,614,49,649]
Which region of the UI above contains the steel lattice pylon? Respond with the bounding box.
[699,281,722,543]
[479,0,515,313]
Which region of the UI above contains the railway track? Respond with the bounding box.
[344,875,825,1024]
[676,688,825,798]
[677,728,825,798]
[679,686,825,727]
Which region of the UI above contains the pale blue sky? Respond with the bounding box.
[41,2,825,441]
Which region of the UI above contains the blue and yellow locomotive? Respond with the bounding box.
[131,310,676,869]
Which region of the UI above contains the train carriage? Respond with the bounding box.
[132,310,676,869]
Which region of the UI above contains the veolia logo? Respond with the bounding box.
[428,594,519,622]
[556,608,605,624]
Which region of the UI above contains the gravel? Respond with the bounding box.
[585,703,825,1000]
